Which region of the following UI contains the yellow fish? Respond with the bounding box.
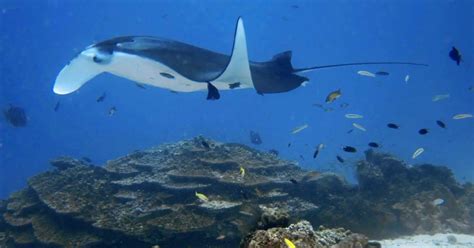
[195,192,209,202]
[453,113,473,120]
[284,238,296,248]
[325,89,342,103]
[240,167,245,177]
[352,123,367,132]
[291,124,309,134]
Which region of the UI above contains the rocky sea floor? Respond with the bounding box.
[0,137,473,247]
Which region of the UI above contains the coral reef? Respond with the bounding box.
[0,137,472,247]
[243,220,368,248]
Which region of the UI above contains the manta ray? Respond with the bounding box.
[53,17,427,100]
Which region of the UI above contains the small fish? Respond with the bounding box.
[108,106,117,117]
[347,129,354,134]
[453,114,473,120]
[412,148,424,159]
[375,71,390,76]
[288,142,291,147]
[96,92,106,102]
[345,113,364,119]
[436,120,446,129]
[299,155,304,160]
[195,192,209,202]
[323,107,334,112]
[325,89,342,103]
[313,103,324,108]
[339,102,349,108]
[404,75,410,83]
[284,238,296,248]
[432,198,445,206]
[352,123,367,132]
[240,167,245,177]
[201,141,210,149]
[216,235,226,240]
[291,124,309,134]
[368,142,380,148]
[449,47,462,65]
[135,83,146,89]
[250,131,262,145]
[54,101,60,112]
[336,155,345,163]
[313,143,324,159]
[342,145,357,153]
[357,70,376,77]
[269,149,279,156]
[229,82,241,89]
[290,179,298,184]
[387,123,399,129]
[432,94,450,102]
[418,128,429,135]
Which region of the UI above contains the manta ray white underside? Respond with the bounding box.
[53,18,253,95]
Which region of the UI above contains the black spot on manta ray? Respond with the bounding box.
[160,72,175,79]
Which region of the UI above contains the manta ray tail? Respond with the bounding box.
[293,61,428,73]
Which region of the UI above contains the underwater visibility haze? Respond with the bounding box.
[0,0,473,247]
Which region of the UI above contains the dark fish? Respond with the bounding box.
[249,131,262,145]
[288,142,291,147]
[299,155,304,160]
[3,105,27,127]
[229,82,241,89]
[269,149,279,156]
[387,123,399,129]
[418,128,429,135]
[336,155,345,163]
[313,149,320,159]
[347,129,354,134]
[81,157,92,163]
[135,83,146,89]
[375,71,390,76]
[201,141,210,149]
[96,92,106,102]
[436,120,446,129]
[368,142,380,148]
[54,101,60,112]
[160,72,175,79]
[291,4,299,9]
[108,106,117,116]
[449,46,461,65]
[290,179,298,184]
[342,146,357,153]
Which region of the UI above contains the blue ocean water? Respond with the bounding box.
[0,0,472,200]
